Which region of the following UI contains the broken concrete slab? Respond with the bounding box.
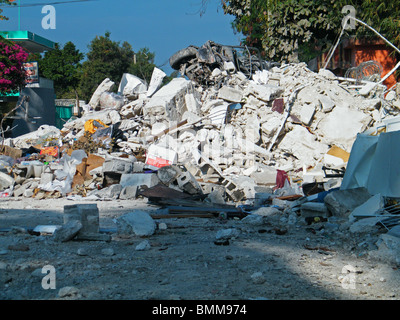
[118,73,148,97]
[317,105,372,151]
[119,185,138,200]
[120,173,160,189]
[102,157,134,174]
[52,220,82,243]
[0,172,14,191]
[218,86,243,103]
[324,187,372,218]
[349,193,384,221]
[300,202,330,218]
[89,78,115,109]
[64,204,100,235]
[143,77,191,122]
[115,210,156,236]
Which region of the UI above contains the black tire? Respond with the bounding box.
[169,46,198,70]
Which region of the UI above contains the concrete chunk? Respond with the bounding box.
[89,78,115,109]
[218,86,243,103]
[120,173,160,189]
[53,220,82,243]
[116,210,156,236]
[300,202,329,218]
[324,187,371,218]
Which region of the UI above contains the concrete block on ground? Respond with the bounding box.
[300,202,329,218]
[53,220,83,243]
[324,187,371,218]
[177,171,203,195]
[102,158,134,174]
[116,210,156,236]
[120,173,160,189]
[64,203,100,235]
[119,186,138,200]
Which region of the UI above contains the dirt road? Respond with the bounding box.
[0,198,399,300]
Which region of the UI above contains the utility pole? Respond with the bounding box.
[18,0,21,30]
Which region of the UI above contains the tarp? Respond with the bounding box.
[341,131,400,198]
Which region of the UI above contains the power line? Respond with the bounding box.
[0,0,99,7]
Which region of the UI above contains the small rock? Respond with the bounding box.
[101,248,115,256]
[136,240,151,251]
[58,286,80,298]
[216,228,240,240]
[8,244,29,251]
[241,214,265,226]
[116,210,156,236]
[53,220,83,242]
[77,248,89,256]
[251,272,266,284]
[158,222,168,230]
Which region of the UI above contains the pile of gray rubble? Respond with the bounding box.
[2,43,400,261]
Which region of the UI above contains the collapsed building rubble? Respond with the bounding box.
[2,40,400,264]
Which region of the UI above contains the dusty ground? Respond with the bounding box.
[0,197,399,301]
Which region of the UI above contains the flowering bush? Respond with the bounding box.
[0,36,29,95]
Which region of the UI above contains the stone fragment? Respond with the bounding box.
[120,173,160,189]
[300,202,329,218]
[0,172,14,191]
[241,214,265,226]
[218,86,243,103]
[52,220,83,242]
[317,106,372,151]
[116,210,156,236]
[58,286,80,298]
[135,240,151,251]
[215,228,240,240]
[102,158,133,174]
[143,77,190,121]
[92,184,122,199]
[119,186,138,200]
[89,78,115,109]
[64,204,100,235]
[324,187,371,218]
[101,248,115,256]
[251,272,266,284]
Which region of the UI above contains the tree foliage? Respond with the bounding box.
[215,0,400,63]
[128,47,156,85]
[38,41,84,98]
[79,32,134,102]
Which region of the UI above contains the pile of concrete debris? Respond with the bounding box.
[1,42,400,214]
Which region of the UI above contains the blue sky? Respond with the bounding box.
[1,0,242,75]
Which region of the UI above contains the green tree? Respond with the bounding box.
[79,32,134,102]
[38,41,84,99]
[128,47,156,85]
[212,0,400,63]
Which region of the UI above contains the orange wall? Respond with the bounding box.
[354,46,397,88]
